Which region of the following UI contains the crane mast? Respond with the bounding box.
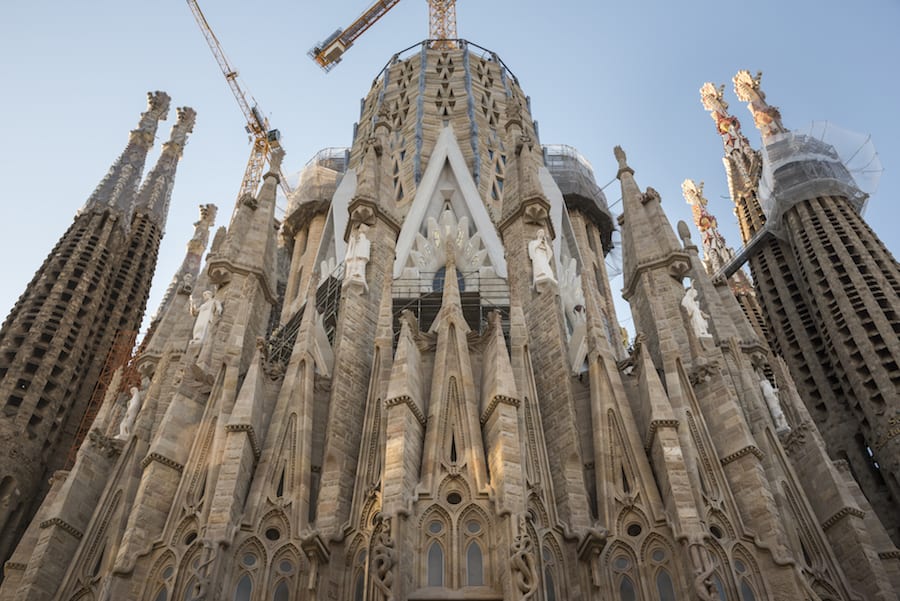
[187,0,292,199]
[310,0,457,72]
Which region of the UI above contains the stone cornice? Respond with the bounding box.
[621,251,692,301]
[206,256,278,305]
[719,445,763,466]
[878,549,900,559]
[384,395,427,426]
[822,506,866,531]
[282,199,331,238]
[225,423,262,460]
[480,394,521,425]
[643,419,680,451]
[39,517,84,540]
[498,195,555,239]
[141,452,184,472]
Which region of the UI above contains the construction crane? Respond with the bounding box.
[187,0,292,200]
[310,0,457,72]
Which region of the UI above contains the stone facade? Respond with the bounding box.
[700,77,900,546]
[0,94,196,576]
[1,43,899,601]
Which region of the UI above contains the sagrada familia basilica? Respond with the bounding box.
[0,24,898,601]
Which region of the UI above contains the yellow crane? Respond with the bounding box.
[310,0,458,72]
[187,0,292,200]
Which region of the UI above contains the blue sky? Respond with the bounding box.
[1,0,898,336]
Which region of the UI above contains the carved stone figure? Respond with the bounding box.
[344,224,371,292]
[759,376,791,434]
[116,386,142,440]
[371,520,396,601]
[528,229,556,292]
[681,286,712,339]
[190,290,223,344]
[510,521,538,600]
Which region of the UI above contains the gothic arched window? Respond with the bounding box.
[542,546,559,601]
[272,580,290,601]
[427,541,445,587]
[465,542,484,586]
[233,574,252,601]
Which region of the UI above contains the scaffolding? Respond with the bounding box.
[286,147,349,215]
[65,329,137,469]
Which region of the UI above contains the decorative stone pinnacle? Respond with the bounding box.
[268,147,285,171]
[699,82,727,113]
[613,145,634,178]
[677,220,694,247]
[732,69,786,140]
[146,91,172,121]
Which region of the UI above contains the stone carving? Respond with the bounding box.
[190,290,222,344]
[408,208,488,275]
[371,517,396,601]
[681,285,712,339]
[759,375,791,434]
[559,256,588,372]
[510,519,538,600]
[732,70,786,141]
[179,272,194,294]
[343,224,371,293]
[116,386,142,440]
[528,229,557,292]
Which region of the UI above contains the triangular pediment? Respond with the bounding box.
[393,125,507,278]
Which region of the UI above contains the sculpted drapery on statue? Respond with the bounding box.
[344,223,371,293]
[190,289,223,344]
[681,285,712,339]
[528,228,557,292]
[116,386,143,440]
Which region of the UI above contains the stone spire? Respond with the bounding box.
[616,146,684,296]
[82,91,170,215]
[681,179,732,274]
[732,70,787,142]
[131,106,197,225]
[147,203,217,331]
[699,81,765,242]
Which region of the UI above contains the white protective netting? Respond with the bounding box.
[286,147,349,214]
[758,121,882,233]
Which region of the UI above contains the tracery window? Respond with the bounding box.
[611,553,641,601]
[427,541,445,587]
[647,546,677,601]
[542,546,558,601]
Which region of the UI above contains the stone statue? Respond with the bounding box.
[344,224,371,292]
[759,375,791,434]
[371,518,396,601]
[681,286,712,339]
[116,386,142,440]
[190,290,223,344]
[527,229,557,292]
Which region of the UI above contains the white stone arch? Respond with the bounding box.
[640,533,682,601]
[615,505,650,539]
[259,508,291,544]
[229,537,267,601]
[419,505,453,588]
[436,473,474,510]
[173,541,204,601]
[141,549,177,601]
[459,504,492,588]
[706,537,736,601]
[730,543,767,601]
[171,515,199,548]
[267,543,303,601]
[604,540,643,601]
[540,533,568,601]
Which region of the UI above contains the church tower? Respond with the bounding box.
[0,92,174,569]
[3,39,900,601]
[700,74,900,544]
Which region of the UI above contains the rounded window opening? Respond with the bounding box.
[710,525,724,539]
[265,528,281,541]
[446,491,463,505]
[242,553,257,567]
[651,549,666,563]
[613,556,631,571]
[279,560,294,574]
[466,520,481,534]
[183,532,197,546]
[626,523,642,537]
[428,520,443,534]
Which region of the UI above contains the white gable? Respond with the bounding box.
[393,125,507,278]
